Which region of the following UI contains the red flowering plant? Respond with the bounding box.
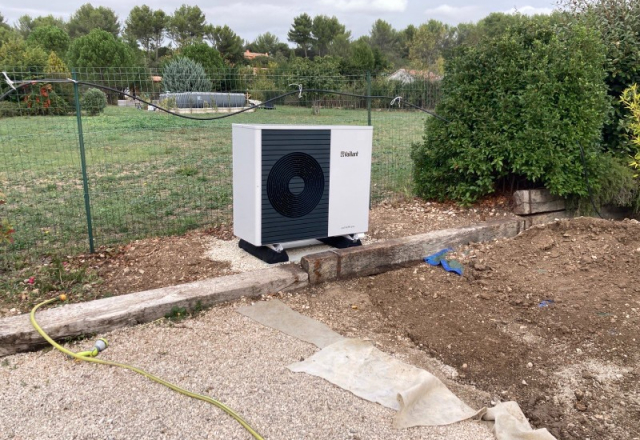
[22,83,68,116]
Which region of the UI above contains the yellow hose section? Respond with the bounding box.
[30,296,265,440]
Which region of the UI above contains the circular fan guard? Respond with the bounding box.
[267,152,325,218]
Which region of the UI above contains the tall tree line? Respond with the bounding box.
[0,2,555,75]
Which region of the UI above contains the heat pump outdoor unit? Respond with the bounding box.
[232,124,373,263]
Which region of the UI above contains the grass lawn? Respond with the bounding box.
[0,105,426,262]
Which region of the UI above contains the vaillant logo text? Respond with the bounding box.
[340,151,359,157]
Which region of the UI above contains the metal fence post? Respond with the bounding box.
[366,71,372,126]
[72,70,95,253]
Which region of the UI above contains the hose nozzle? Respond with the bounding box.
[76,338,108,358]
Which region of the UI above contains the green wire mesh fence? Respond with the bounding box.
[0,67,441,263]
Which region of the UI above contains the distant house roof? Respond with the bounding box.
[388,69,442,84]
[243,50,269,60]
[151,76,162,83]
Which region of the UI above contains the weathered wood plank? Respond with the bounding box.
[0,265,308,357]
[301,218,525,284]
[513,189,566,215]
[300,251,339,285]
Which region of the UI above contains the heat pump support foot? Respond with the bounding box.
[318,235,362,249]
[239,239,289,264]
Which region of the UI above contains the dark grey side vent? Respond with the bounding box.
[261,129,330,244]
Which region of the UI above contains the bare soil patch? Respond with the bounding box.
[0,228,236,318]
[81,196,514,298]
[82,229,235,296]
[369,196,515,240]
[289,217,640,440]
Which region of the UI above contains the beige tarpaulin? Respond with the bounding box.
[288,338,485,427]
[484,402,556,440]
[237,299,344,348]
[238,300,556,440]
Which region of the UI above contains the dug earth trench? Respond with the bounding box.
[286,217,640,440]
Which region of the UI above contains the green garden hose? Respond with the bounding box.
[30,294,265,440]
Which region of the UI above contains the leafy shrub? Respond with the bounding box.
[1,87,68,118]
[159,96,177,110]
[249,71,277,102]
[582,154,640,209]
[561,0,640,154]
[278,56,342,104]
[180,42,224,74]
[412,15,609,205]
[26,25,70,55]
[0,101,22,118]
[621,84,640,178]
[45,51,73,106]
[162,57,212,93]
[67,29,135,71]
[81,88,107,116]
[0,191,14,245]
[0,39,48,76]
[22,84,68,116]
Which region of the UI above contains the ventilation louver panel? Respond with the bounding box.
[261,130,330,244]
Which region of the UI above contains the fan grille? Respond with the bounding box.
[266,152,325,218]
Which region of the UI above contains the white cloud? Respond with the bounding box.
[320,0,408,13]
[424,4,482,23]
[201,3,295,41]
[1,5,69,19]
[505,5,554,15]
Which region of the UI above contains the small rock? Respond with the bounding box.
[474,262,487,271]
[527,362,533,369]
[522,380,528,386]
[575,402,588,412]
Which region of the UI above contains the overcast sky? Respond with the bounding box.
[0,0,556,43]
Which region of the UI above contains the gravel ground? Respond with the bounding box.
[205,237,377,273]
[0,300,493,440]
[205,238,337,272]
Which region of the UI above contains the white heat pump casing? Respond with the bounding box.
[232,124,373,246]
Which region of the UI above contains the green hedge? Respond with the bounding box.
[412,15,610,205]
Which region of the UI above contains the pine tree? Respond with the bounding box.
[288,13,313,58]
